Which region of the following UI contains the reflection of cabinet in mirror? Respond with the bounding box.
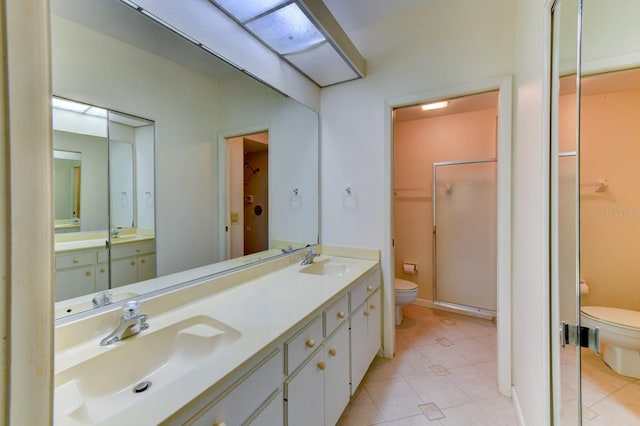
[52,97,156,302]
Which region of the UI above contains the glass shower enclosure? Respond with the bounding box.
[432,159,497,315]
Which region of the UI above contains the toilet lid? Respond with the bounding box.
[395,278,417,291]
[581,306,640,330]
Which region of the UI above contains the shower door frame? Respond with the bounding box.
[432,158,498,318]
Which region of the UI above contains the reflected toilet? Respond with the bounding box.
[580,306,640,379]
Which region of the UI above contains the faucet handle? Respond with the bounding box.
[122,300,140,318]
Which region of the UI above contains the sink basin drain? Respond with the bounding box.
[133,381,152,393]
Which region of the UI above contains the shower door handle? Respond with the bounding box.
[561,322,600,355]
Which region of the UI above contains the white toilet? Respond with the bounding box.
[395,278,418,325]
[580,306,640,379]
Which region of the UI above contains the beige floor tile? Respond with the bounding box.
[365,376,424,421]
[392,346,435,376]
[447,365,500,402]
[476,396,519,425]
[365,356,402,383]
[386,414,433,426]
[337,385,384,426]
[438,402,497,426]
[451,338,496,365]
[416,344,471,370]
[405,371,471,409]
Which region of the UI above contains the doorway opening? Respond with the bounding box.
[227,131,269,258]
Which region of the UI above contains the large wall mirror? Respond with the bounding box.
[52,0,319,320]
[550,0,640,423]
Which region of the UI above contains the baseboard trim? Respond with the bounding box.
[511,386,526,426]
[412,298,494,321]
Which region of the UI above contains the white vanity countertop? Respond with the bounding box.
[54,248,379,425]
[54,234,155,254]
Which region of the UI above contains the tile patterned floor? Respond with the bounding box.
[337,304,518,425]
[560,345,640,425]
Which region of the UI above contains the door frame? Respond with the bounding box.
[384,75,513,396]
[217,125,270,262]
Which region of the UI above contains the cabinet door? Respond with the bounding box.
[367,289,382,360]
[95,263,109,292]
[349,301,369,395]
[137,254,156,281]
[285,351,324,426]
[111,256,138,287]
[324,324,350,426]
[247,391,283,426]
[55,267,96,301]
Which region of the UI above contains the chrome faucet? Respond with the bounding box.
[92,291,113,308]
[100,301,149,346]
[111,227,120,238]
[300,247,320,265]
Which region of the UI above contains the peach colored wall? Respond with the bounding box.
[394,107,497,300]
[578,88,640,311]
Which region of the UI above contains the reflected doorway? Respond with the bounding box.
[227,131,269,257]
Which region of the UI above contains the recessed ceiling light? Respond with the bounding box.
[421,101,448,111]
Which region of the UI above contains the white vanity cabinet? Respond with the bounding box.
[285,293,351,426]
[349,270,382,394]
[110,241,155,287]
[55,251,98,301]
[285,323,350,426]
[183,349,284,426]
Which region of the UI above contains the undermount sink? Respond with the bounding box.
[55,315,241,424]
[300,259,350,277]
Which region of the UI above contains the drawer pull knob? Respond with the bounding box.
[306,339,315,348]
[85,271,92,276]
[370,304,376,310]
[364,311,370,317]
[337,312,345,319]
[100,268,106,273]
[73,258,80,263]
[367,285,373,291]
[136,248,141,253]
[141,259,146,264]
[317,361,326,371]
[130,261,136,266]
[328,348,337,357]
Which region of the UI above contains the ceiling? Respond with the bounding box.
[395,91,499,122]
[323,0,434,32]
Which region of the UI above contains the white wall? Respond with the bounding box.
[218,72,319,247]
[136,125,155,231]
[320,0,515,359]
[511,0,552,423]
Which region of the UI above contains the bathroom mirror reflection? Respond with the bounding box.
[52,0,319,319]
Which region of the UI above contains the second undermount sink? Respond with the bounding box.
[300,258,350,277]
[55,315,241,424]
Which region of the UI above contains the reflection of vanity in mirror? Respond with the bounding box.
[52,0,319,319]
[53,97,157,307]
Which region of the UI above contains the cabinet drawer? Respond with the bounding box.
[349,268,380,312]
[323,295,348,337]
[285,316,323,375]
[189,349,283,426]
[111,241,155,259]
[56,251,96,269]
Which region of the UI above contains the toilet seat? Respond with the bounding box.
[581,306,640,331]
[395,279,417,292]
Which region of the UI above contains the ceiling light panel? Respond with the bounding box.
[211,0,288,23]
[246,3,325,55]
